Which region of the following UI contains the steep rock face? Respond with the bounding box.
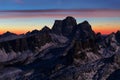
[71,21,97,52]
[115,31,120,43]
[52,16,77,37]
[0,38,28,53]
[62,16,77,37]
[52,17,95,40]
[0,27,52,64]
[49,49,120,80]
[52,17,97,51]
[75,21,95,40]
[0,33,52,53]
[96,33,104,43]
[0,16,98,64]
[62,39,100,67]
[52,20,63,35]
[0,16,120,80]
[105,33,119,52]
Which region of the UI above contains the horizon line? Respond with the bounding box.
[0,28,119,35]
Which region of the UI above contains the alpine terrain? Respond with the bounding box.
[0,16,120,80]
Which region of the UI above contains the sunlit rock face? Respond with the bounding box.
[0,16,120,80]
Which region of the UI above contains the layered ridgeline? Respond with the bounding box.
[0,16,120,80]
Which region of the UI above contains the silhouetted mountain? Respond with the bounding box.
[75,21,95,39]
[0,31,20,42]
[0,31,17,38]
[52,16,77,37]
[116,30,120,43]
[27,29,40,35]
[62,16,77,36]
[41,26,51,33]
[52,20,63,35]
[96,32,103,42]
[0,16,120,80]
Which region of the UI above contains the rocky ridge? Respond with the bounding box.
[0,16,120,80]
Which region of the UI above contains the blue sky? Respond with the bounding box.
[0,0,120,34]
[0,0,120,10]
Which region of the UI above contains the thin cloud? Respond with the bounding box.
[0,9,120,19]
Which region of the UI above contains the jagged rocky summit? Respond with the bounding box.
[0,16,120,80]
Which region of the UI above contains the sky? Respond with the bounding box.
[0,0,120,34]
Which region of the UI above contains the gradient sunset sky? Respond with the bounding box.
[0,0,120,34]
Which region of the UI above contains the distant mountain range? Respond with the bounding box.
[0,16,120,80]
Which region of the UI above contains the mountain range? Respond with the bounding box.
[0,16,120,80]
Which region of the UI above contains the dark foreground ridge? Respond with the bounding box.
[0,16,120,80]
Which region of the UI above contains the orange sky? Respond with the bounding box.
[0,25,119,35]
[0,10,120,35]
[92,24,120,34]
[93,27,119,34]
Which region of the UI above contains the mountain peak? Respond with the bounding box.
[75,20,95,40]
[30,29,40,34]
[116,30,120,34]
[0,16,120,80]
[5,31,11,33]
[42,26,50,30]
[80,20,90,25]
[61,16,77,36]
[1,31,17,38]
[4,31,16,35]
[52,16,94,38]
[52,16,77,36]
[77,20,91,30]
[41,26,51,33]
[82,20,89,24]
[65,16,76,21]
[52,20,63,35]
[63,16,77,26]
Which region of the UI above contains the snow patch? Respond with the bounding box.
[39,42,56,52]
[50,34,68,43]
